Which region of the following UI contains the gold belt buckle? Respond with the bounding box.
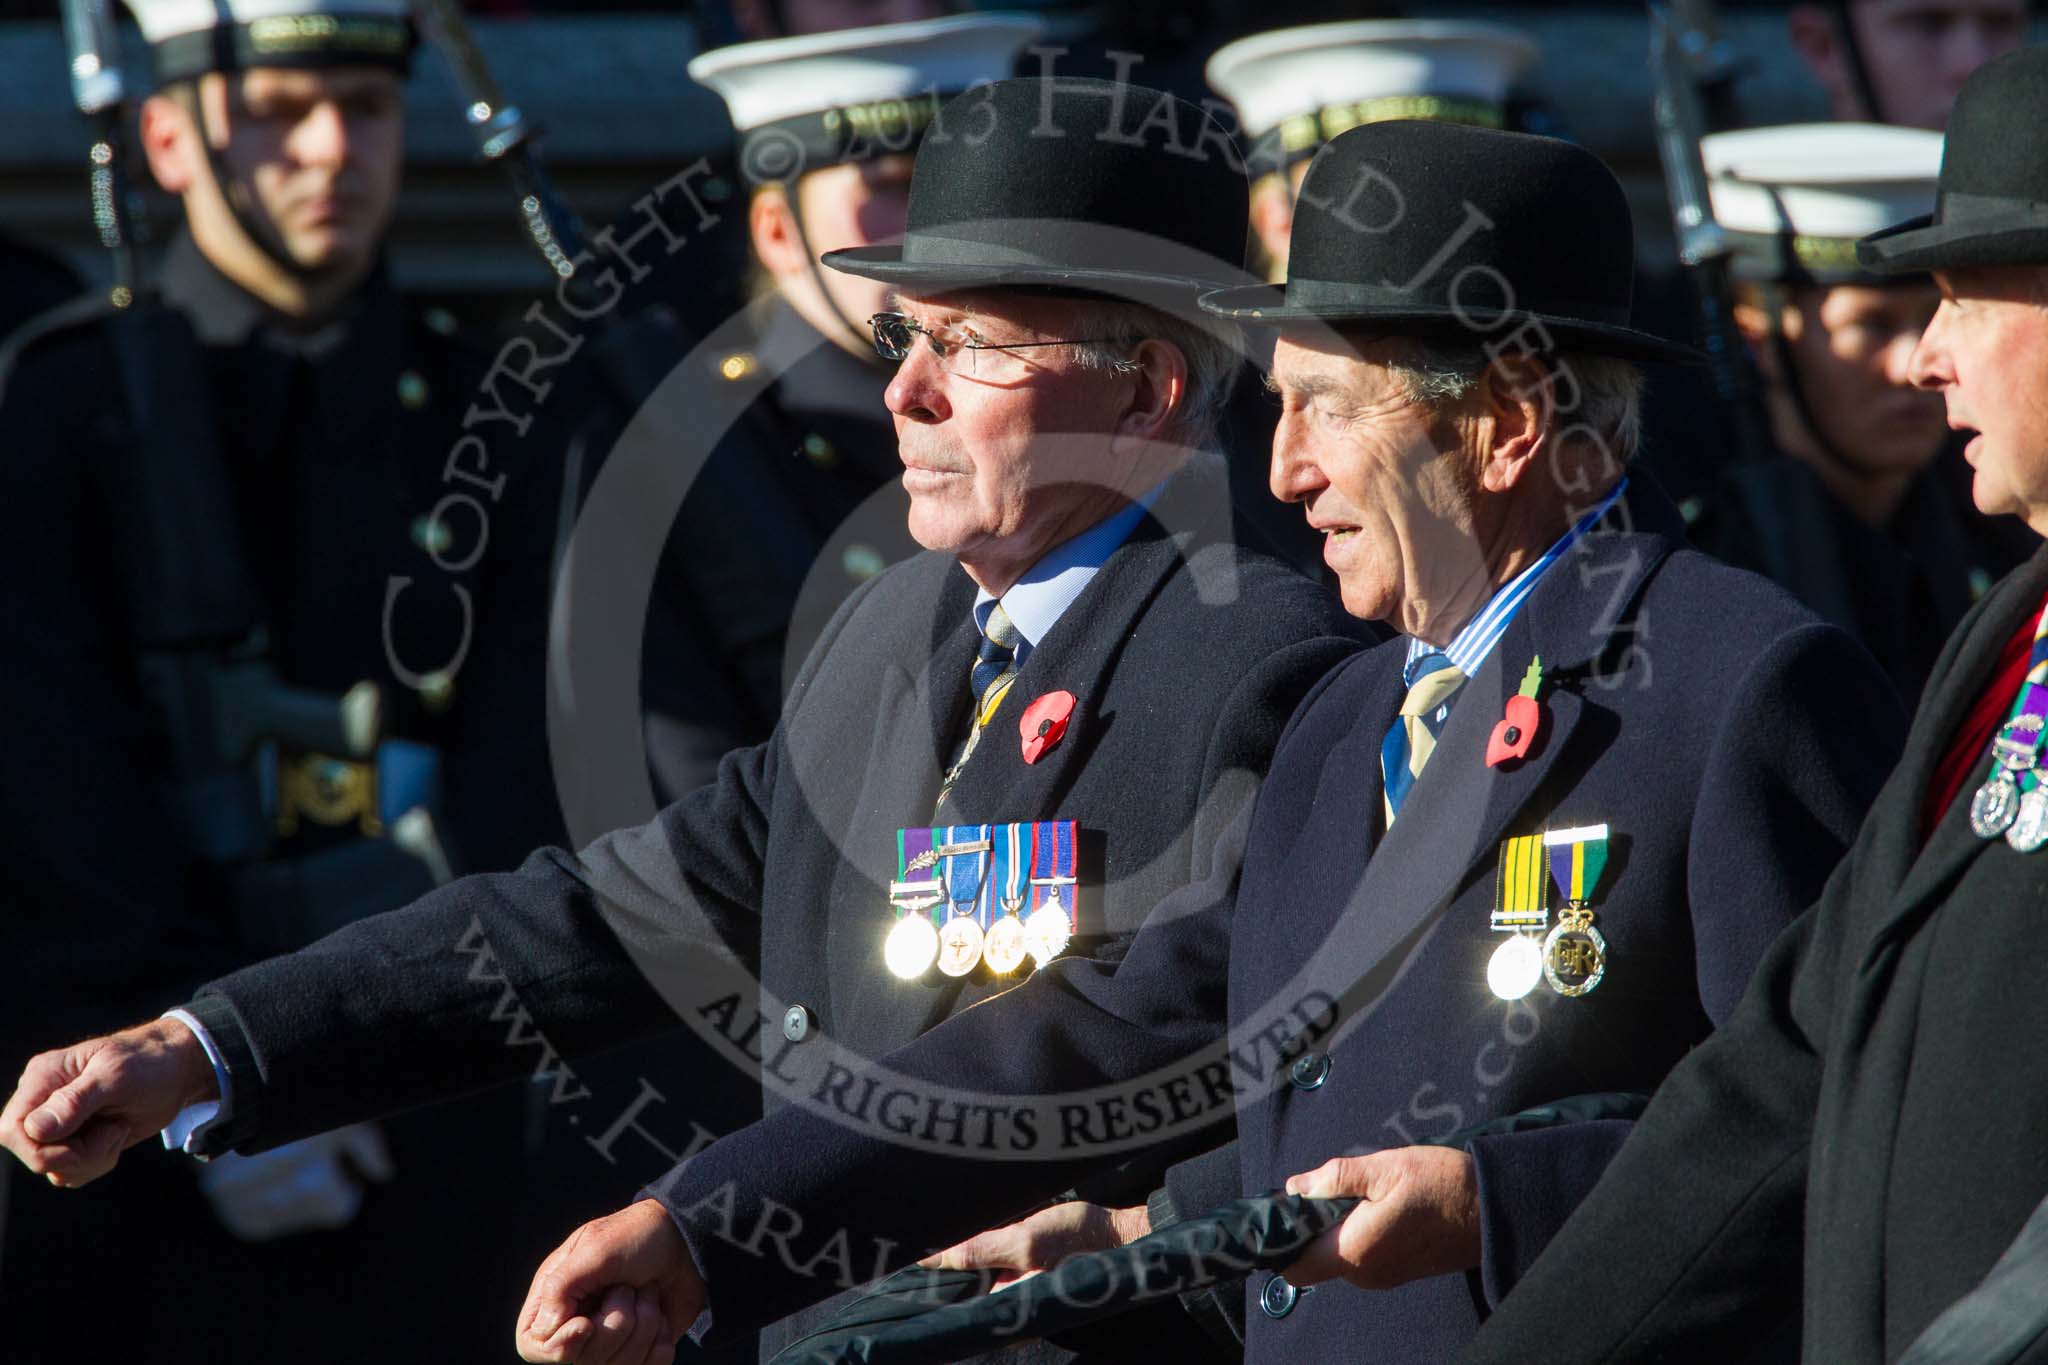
[278,752,381,837]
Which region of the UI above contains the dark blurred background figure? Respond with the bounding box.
[0,2,580,1359]
[0,228,80,340]
[1199,17,1539,581]
[1686,121,2031,700]
[1632,0,2032,528]
[1787,0,2030,128]
[556,12,1036,812]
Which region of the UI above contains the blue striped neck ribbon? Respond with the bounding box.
[1403,478,1628,686]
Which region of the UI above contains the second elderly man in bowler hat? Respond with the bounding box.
[437,122,1905,1362]
[0,76,1363,1363]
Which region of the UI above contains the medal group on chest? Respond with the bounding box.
[886,821,1079,981]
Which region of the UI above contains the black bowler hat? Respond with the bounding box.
[1201,120,1700,365]
[822,78,1253,301]
[1859,47,2048,274]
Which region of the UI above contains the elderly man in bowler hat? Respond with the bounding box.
[402,120,1904,1363]
[1462,46,2048,1364]
[0,76,1363,1363]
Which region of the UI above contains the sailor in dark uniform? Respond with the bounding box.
[562,15,1045,806]
[1687,121,2032,700]
[0,2,569,1358]
[1201,19,1540,580]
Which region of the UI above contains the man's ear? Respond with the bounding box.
[1113,339,1187,448]
[749,185,807,284]
[139,91,200,196]
[1476,356,1549,494]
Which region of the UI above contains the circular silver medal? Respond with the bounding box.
[982,915,1029,975]
[937,916,985,978]
[884,915,939,980]
[2008,784,2048,852]
[1024,901,1071,967]
[1971,771,2022,839]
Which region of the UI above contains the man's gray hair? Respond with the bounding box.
[1061,299,1241,449]
[1380,337,1646,468]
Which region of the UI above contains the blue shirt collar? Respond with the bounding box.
[1404,479,1628,685]
[974,483,1164,662]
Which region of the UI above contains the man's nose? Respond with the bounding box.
[1268,413,1323,504]
[885,344,949,423]
[1906,303,1954,391]
[290,101,351,169]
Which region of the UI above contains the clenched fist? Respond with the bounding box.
[0,1018,217,1188]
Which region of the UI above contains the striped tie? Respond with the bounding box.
[1381,652,1466,829]
[936,603,1021,815]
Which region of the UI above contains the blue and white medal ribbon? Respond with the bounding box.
[937,824,989,977]
[983,823,1031,975]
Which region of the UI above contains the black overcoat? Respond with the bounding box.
[178,454,1366,1357]
[587,488,1901,1359]
[1464,542,2048,1365]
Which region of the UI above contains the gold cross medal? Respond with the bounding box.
[935,823,992,979]
[1541,824,1611,997]
[1489,832,1550,1000]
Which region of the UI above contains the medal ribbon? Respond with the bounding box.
[1493,833,1547,931]
[943,824,989,924]
[1987,619,2048,791]
[1030,820,1078,929]
[894,826,938,924]
[1543,824,1611,904]
[997,822,1026,916]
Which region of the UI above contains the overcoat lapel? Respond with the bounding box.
[838,457,1237,1043]
[1805,547,2048,1359]
[1866,545,2048,947]
[1310,492,1677,1019]
[829,567,976,1048]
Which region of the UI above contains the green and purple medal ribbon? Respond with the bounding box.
[1970,610,2048,844]
[893,826,939,925]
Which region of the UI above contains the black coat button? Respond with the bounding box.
[1290,1052,1330,1091]
[1259,1273,1299,1319]
[782,1004,815,1043]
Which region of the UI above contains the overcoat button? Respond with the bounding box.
[1290,1052,1330,1091]
[782,1004,815,1043]
[1259,1273,1299,1319]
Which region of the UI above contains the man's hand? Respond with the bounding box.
[1282,1145,1482,1291]
[922,1202,1151,1286]
[0,1018,218,1188]
[517,1197,704,1364]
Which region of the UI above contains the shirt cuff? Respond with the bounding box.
[158,1007,232,1160]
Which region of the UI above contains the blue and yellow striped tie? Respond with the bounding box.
[936,603,1021,815]
[1381,653,1466,829]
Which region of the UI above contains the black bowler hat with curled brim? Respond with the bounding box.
[822,77,1256,304]
[1859,47,2048,275]
[1200,120,1703,366]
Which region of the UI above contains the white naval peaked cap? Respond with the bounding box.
[689,12,1046,136]
[125,0,413,84]
[1206,18,1538,173]
[1706,123,1944,280]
